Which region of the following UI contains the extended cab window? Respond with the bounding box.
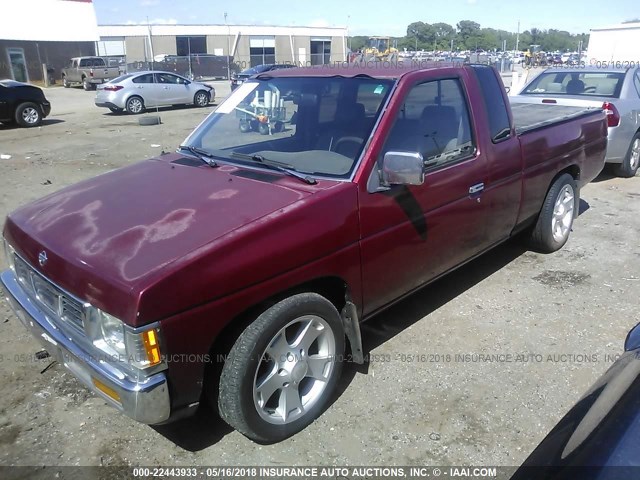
[382,78,474,169]
[472,65,511,142]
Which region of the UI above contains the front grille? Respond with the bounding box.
[13,254,86,332]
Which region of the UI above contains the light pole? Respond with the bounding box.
[224,12,231,81]
[411,29,418,52]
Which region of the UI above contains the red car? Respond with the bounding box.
[1,64,607,442]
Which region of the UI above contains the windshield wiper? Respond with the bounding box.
[179,145,218,168]
[230,152,317,185]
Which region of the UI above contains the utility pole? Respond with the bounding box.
[225,12,231,81]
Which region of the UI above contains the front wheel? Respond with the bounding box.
[613,133,640,178]
[15,102,42,127]
[217,293,345,442]
[62,76,70,88]
[527,173,578,253]
[194,90,210,107]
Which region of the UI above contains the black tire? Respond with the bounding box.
[527,173,578,253]
[613,133,640,178]
[239,120,252,133]
[273,121,284,133]
[82,78,93,91]
[62,76,70,88]
[194,90,210,107]
[125,96,145,114]
[14,102,42,127]
[258,123,270,135]
[108,107,123,114]
[217,293,345,442]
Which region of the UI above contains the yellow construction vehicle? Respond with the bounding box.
[363,36,399,60]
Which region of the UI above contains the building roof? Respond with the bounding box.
[591,22,640,32]
[98,24,348,38]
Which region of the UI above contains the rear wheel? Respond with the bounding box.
[217,293,345,442]
[258,123,270,135]
[14,102,42,127]
[82,78,93,91]
[527,173,578,253]
[194,90,209,107]
[125,96,145,114]
[108,107,123,114]
[613,133,640,178]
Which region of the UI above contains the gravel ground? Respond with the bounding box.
[0,81,639,469]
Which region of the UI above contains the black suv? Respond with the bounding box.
[0,80,51,127]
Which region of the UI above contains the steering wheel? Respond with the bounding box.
[331,136,365,154]
[583,86,596,93]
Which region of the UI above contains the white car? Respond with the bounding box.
[95,71,215,114]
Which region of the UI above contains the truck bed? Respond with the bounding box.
[510,102,601,135]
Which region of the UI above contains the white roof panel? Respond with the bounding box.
[0,0,99,42]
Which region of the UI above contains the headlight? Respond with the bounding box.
[87,308,164,370]
[2,236,16,273]
[100,311,126,355]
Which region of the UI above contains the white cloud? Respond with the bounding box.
[140,0,160,6]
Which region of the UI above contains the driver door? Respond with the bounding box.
[358,74,490,316]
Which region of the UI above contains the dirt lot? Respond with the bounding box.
[0,83,639,469]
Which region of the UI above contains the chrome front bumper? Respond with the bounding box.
[0,270,171,424]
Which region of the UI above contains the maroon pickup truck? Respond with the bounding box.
[1,64,607,442]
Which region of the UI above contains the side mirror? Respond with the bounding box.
[624,323,640,352]
[381,151,425,186]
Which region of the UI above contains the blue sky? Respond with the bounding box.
[93,0,639,36]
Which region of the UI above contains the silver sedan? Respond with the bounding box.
[95,71,215,115]
[511,66,640,177]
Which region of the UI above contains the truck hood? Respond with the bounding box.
[4,153,339,322]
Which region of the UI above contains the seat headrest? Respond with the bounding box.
[336,102,365,123]
[420,105,457,127]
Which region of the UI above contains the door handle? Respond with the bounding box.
[469,183,484,194]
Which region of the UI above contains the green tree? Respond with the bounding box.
[457,20,481,49]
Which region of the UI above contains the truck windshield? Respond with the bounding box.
[182,76,394,178]
[522,71,625,98]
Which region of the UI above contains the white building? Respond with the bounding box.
[0,0,99,82]
[97,24,349,71]
[587,22,640,64]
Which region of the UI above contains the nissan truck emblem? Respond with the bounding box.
[38,251,48,267]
